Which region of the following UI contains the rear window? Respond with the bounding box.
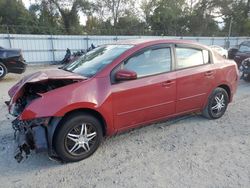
[239,44,250,53]
[176,48,205,69]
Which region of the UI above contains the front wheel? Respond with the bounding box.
[202,88,229,119]
[54,113,103,162]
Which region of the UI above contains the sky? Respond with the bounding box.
[22,0,35,8]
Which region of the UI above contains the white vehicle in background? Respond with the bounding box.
[210,45,228,58]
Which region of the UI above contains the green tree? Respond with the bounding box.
[29,1,62,34]
[32,0,92,34]
[95,0,134,30]
[0,0,37,33]
[116,11,146,35]
[219,0,250,36]
[149,0,187,35]
[185,0,220,36]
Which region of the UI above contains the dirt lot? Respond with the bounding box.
[0,65,250,188]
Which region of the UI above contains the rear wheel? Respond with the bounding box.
[54,113,103,162]
[202,88,229,119]
[0,63,7,79]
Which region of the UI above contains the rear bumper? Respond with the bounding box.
[8,61,27,74]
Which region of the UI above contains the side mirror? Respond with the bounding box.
[115,69,137,81]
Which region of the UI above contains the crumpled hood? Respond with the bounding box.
[8,69,86,102]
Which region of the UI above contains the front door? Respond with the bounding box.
[111,45,176,131]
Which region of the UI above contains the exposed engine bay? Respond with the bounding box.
[11,79,78,117]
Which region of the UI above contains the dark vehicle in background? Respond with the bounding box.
[240,58,250,81]
[0,47,26,79]
[226,41,250,82]
[227,41,250,67]
[234,41,250,67]
[228,47,239,60]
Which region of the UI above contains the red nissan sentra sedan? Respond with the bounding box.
[7,39,238,162]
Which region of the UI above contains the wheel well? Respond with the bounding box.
[0,62,7,71]
[56,108,107,136]
[218,84,231,100]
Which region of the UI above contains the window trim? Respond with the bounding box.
[110,44,174,84]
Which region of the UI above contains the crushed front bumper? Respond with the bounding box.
[12,117,62,162]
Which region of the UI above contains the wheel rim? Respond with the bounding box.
[211,93,226,116]
[0,65,4,76]
[65,123,97,156]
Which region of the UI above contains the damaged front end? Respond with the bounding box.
[12,117,50,162]
[6,70,86,162]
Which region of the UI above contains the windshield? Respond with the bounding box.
[239,44,250,53]
[64,44,133,77]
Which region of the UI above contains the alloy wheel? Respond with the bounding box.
[0,65,4,77]
[65,123,97,156]
[211,93,226,116]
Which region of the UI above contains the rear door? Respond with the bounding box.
[174,45,216,114]
[111,45,176,131]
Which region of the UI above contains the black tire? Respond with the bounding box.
[202,87,229,119]
[0,62,7,79]
[54,113,103,162]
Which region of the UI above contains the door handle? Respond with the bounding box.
[205,71,214,76]
[162,80,174,87]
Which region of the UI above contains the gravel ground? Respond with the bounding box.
[0,65,250,188]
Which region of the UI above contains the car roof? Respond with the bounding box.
[241,41,250,46]
[113,39,209,49]
[210,45,222,48]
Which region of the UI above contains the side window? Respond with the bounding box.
[176,48,205,69]
[123,48,171,78]
[239,44,250,52]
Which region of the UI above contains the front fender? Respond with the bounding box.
[19,100,98,120]
[19,95,114,136]
[18,77,115,136]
